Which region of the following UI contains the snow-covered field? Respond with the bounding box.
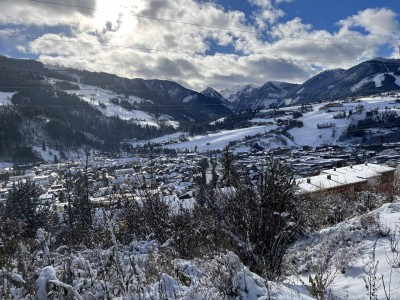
[130,132,189,148]
[131,125,279,152]
[163,125,277,152]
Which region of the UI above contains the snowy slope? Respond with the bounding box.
[285,201,400,299]
[46,79,163,128]
[62,83,160,128]
[289,95,400,146]
[32,146,61,163]
[129,94,400,152]
[220,84,259,102]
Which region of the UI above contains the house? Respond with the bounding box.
[321,163,395,185]
[9,173,35,182]
[296,173,367,195]
[33,175,52,186]
[296,163,396,195]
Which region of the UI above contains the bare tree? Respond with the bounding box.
[203,157,303,279]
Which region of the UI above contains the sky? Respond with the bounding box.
[0,0,399,91]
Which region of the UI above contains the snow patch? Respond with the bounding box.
[0,91,16,106]
[351,78,369,92]
[182,95,194,103]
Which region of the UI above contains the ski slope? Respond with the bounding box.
[47,79,161,128]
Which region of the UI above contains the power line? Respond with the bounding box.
[27,0,389,49]
[28,0,256,34]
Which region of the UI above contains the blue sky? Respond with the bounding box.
[0,0,399,90]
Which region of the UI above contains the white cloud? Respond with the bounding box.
[0,0,96,27]
[248,0,287,26]
[0,0,398,91]
[338,8,399,37]
[249,0,273,9]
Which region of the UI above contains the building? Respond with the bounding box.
[296,163,396,194]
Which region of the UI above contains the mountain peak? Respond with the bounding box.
[201,87,227,103]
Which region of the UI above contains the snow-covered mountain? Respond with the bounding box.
[220,84,259,103]
[221,58,400,109]
[201,87,227,102]
[282,58,400,105]
[220,81,298,111]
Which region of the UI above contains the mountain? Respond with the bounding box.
[0,56,231,161]
[220,82,298,111]
[2,55,400,162]
[49,69,231,123]
[282,58,400,105]
[220,84,259,103]
[221,58,400,109]
[238,81,298,110]
[201,87,227,102]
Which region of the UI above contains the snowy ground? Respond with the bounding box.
[0,91,16,106]
[289,96,400,147]
[32,146,61,163]
[285,201,400,299]
[131,132,189,148]
[130,95,400,152]
[163,125,277,152]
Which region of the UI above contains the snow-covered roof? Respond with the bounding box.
[296,174,367,193]
[322,163,395,180]
[297,163,395,193]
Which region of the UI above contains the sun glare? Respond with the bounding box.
[93,0,128,29]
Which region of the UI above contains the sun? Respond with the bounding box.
[93,0,128,29]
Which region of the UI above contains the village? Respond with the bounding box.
[1,138,399,211]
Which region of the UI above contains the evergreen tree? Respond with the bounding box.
[220,146,238,187]
[5,180,52,237]
[71,155,94,229]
